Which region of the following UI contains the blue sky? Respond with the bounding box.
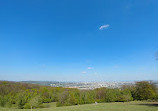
[0,0,158,81]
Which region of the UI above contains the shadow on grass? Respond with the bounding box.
[138,103,158,107]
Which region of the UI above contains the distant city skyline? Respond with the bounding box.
[0,0,158,81]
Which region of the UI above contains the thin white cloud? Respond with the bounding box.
[81,72,87,74]
[87,67,93,70]
[99,24,110,30]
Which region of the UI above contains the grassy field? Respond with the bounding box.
[0,101,158,111]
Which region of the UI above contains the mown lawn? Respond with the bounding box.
[0,101,158,111]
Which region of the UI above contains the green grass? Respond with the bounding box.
[0,101,158,111]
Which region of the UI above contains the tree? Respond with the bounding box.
[95,88,106,102]
[56,91,69,107]
[40,87,52,103]
[105,89,119,102]
[135,81,156,100]
[16,91,28,109]
[0,95,7,107]
[118,89,133,102]
[24,95,42,109]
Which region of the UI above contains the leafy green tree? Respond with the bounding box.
[0,95,7,107]
[117,88,133,102]
[64,92,77,106]
[5,96,13,108]
[40,87,52,103]
[24,95,42,109]
[56,90,69,107]
[16,92,27,109]
[135,81,156,100]
[95,88,106,102]
[105,89,119,102]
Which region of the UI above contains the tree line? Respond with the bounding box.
[0,81,158,109]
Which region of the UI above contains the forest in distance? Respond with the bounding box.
[0,81,158,109]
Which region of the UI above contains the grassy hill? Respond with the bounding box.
[0,101,158,111]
